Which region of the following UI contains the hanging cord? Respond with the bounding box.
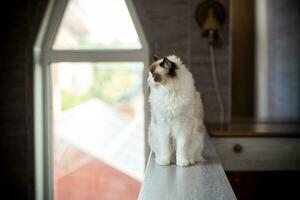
[209,30,224,125]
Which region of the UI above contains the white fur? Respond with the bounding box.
[148,55,205,167]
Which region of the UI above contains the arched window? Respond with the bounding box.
[34,0,149,199]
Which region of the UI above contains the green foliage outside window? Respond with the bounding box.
[60,63,142,111]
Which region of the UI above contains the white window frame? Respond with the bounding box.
[33,0,150,199]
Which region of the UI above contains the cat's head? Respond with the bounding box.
[147,55,180,87]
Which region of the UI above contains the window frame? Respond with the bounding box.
[34,0,150,199]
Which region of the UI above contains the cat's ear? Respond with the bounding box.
[153,55,159,62]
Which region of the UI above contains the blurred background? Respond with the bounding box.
[0,0,299,199]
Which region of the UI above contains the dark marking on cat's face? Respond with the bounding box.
[160,58,177,77]
[149,56,178,85]
[152,72,162,82]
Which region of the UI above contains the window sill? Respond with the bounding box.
[138,133,236,200]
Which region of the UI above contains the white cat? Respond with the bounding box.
[148,55,205,167]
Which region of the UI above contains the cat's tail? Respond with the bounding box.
[193,91,206,162]
[194,91,204,120]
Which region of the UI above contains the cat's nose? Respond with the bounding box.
[153,73,162,82]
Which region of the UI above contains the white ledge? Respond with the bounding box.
[138,133,236,200]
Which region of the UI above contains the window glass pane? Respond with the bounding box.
[51,62,144,199]
[53,0,142,50]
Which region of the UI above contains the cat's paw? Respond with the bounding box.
[190,158,196,165]
[197,155,206,162]
[156,156,171,166]
[176,158,191,167]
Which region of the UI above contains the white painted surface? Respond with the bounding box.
[139,134,236,200]
[212,137,300,171]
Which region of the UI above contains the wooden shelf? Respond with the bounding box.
[207,122,300,137]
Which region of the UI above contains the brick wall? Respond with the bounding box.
[0,0,49,199]
[133,0,231,124]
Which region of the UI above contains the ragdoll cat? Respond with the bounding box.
[148,55,205,167]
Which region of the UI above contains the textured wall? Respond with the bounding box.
[0,0,49,199]
[267,0,300,120]
[134,0,230,124]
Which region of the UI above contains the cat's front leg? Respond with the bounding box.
[173,118,193,167]
[154,121,171,166]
